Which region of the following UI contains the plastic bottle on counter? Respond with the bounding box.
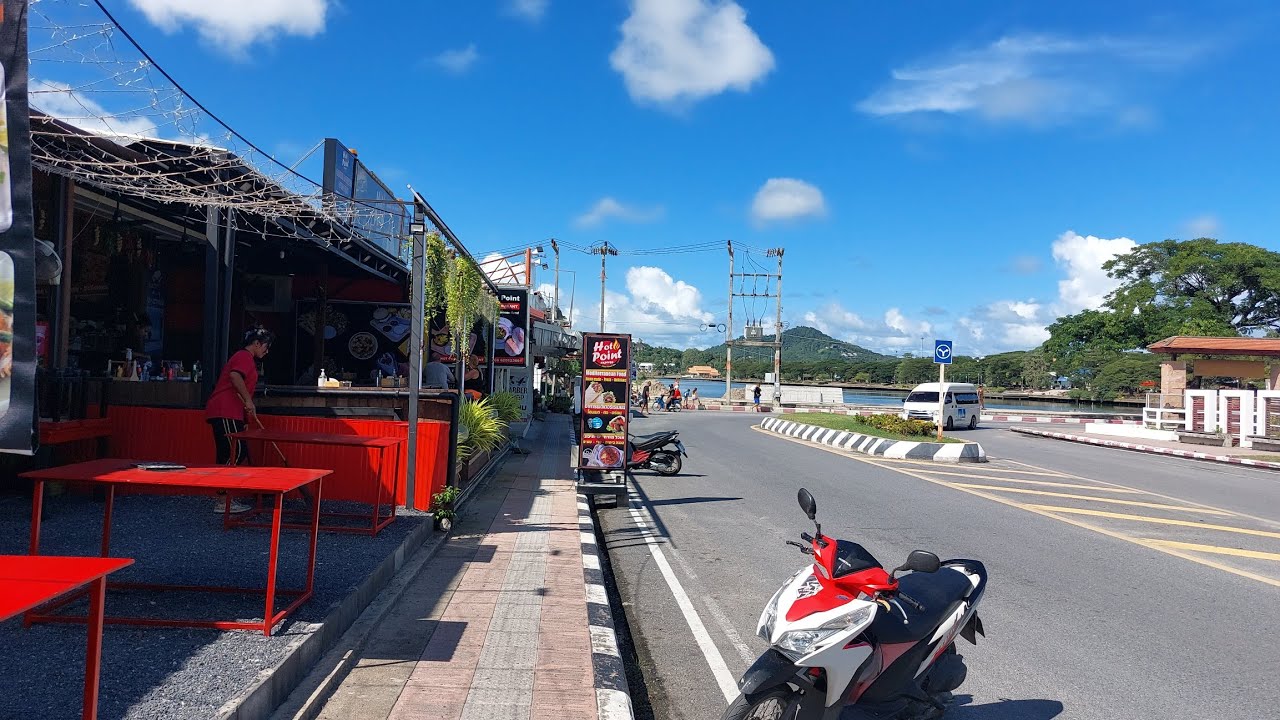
[318,369,328,387]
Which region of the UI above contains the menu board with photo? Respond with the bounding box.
[579,333,631,471]
[0,1,35,454]
[492,288,528,367]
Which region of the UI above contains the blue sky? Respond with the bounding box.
[30,0,1280,354]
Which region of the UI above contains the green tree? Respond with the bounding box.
[981,351,1027,387]
[894,357,936,386]
[1104,238,1280,333]
[1021,350,1053,389]
[1091,354,1162,399]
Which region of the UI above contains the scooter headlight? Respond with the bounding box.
[757,584,786,641]
[776,605,874,661]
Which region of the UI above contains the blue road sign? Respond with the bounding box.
[934,340,954,365]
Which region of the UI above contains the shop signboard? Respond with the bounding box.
[578,333,631,472]
[322,138,408,264]
[492,288,528,367]
[0,1,36,454]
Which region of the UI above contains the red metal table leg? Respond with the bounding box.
[100,485,115,557]
[29,479,44,555]
[370,446,385,537]
[304,478,323,594]
[82,576,106,720]
[262,492,284,637]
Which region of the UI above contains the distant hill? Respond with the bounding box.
[634,326,890,369]
[702,326,890,363]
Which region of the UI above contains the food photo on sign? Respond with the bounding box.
[493,289,528,366]
[579,333,632,471]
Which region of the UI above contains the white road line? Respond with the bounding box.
[627,496,739,703]
[666,538,756,664]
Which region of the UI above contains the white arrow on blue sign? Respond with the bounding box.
[934,340,953,365]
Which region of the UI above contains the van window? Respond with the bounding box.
[905,391,938,403]
[956,392,980,404]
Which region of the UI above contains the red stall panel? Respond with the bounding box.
[106,407,449,507]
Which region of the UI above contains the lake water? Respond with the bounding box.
[650,378,1132,415]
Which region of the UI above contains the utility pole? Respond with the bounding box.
[768,247,785,406]
[550,238,560,323]
[592,242,618,332]
[729,243,785,410]
[726,240,734,399]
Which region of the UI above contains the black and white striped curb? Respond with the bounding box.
[579,493,634,720]
[759,417,986,462]
[1011,427,1280,471]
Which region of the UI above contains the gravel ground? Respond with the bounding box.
[0,491,430,720]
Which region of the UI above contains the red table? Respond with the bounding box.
[230,430,404,536]
[20,459,330,636]
[1,555,134,720]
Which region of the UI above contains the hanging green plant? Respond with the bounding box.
[445,256,484,352]
[481,292,500,325]
[423,231,449,320]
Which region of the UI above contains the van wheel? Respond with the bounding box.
[945,417,954,431]
[968,415,978,430]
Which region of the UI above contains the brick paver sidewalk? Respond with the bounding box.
[312,416,615,720]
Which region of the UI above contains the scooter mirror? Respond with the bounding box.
[796,488,817,521]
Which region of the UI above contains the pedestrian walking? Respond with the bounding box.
[641,383,650,411]
[206,327,273,513]
[687,387,699,409]
[753,384,762,411]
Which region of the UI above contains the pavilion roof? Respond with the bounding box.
[1147,336,1280,357]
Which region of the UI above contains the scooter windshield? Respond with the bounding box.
[833,540,882,578]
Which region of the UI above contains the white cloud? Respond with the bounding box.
[858,32,1203,126]
[573,197,664,228]
[126,0,327,55]
[1183,214,1220,238]
[506,0,548,22]
[30,80,159,139]
[1008,254,1043,275]
[609,0,775,107]
[750,178,827,223]
[802,304,934,353]
[585,266,716,346]
[434,44,480,74]
[1051,230,1137,314]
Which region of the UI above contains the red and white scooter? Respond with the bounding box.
[725,488,988,720]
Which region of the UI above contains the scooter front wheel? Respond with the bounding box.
[722,689,794,720]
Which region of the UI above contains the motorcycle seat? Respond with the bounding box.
[630,432,676,449]
[872,567,973,644]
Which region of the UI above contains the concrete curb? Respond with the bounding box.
[1011,427,1280,472]
[218,516,442,720]
[758,417,985,463]
[578,493,635,720]
[700,404,1139,425]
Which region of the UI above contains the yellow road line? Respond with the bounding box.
[1001,458,1280,528]
[750,426,1280,588]
[1145,540,1280,562]
[915,471,1140,493]
[948,484,1233,515]
[1023,505,1280,540]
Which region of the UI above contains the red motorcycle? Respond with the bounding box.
[628,430,687,476]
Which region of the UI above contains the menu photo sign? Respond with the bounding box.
[492,288,528,367]
[0,0,35,455]
[579,333,631,472]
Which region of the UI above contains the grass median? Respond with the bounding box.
[785,412,964,444]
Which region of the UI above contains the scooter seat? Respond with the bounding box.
[872,567,973,644]
[630,432,676,449]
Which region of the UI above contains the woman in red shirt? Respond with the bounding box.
[206,328,273,513]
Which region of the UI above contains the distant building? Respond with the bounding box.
[638,362,655,372]
[687,365,721,378]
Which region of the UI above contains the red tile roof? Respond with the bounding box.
[1147,336,1280,356]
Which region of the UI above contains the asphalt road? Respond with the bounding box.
[598,412,1280,720]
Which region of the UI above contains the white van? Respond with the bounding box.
[900,382,982,430]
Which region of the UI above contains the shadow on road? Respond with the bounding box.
[648,496,742,507]
[947,695,1064,719]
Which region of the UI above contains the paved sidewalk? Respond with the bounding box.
[1012,426,1280,471]
[309,415,628,720]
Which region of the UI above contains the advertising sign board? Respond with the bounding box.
[492,288,529,367]
[579,333,631,471]
[0,1,36,454]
